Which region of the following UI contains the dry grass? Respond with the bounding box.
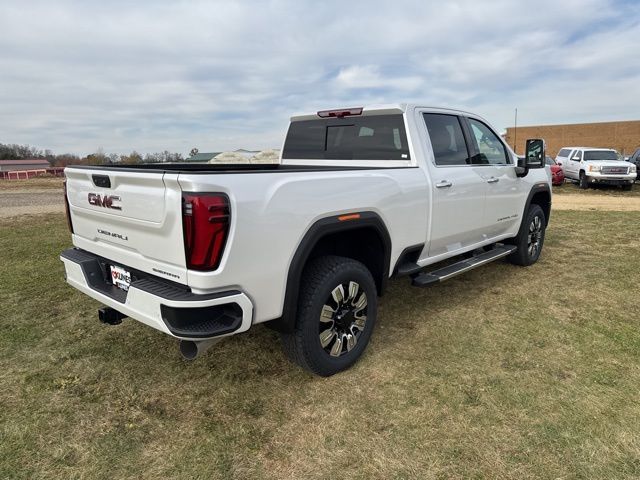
[0,177,64,191]
[552,181,640,210]
[552,194,640,211]
[1,210,640,479]
[0,178,64,218]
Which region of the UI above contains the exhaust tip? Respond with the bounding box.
[179,338,222,360]
[179,340,199,360]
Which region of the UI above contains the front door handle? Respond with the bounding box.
[435,180,453,188]
[487,177,499,184]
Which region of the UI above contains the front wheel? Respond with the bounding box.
[508,204,546,266]
[579,171,589,189]
[280,255,377,376]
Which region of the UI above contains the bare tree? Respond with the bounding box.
[120,151,143,164]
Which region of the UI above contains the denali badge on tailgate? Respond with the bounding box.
[97,228,128,241]
[88,192,121,210]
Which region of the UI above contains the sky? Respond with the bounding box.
[1,0,639,156]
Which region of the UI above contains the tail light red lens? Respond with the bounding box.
[63,179,74,233]
[182,193,230,271]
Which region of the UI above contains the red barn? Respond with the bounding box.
[0,159,60,179]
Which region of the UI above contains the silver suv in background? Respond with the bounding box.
[556,147,636,190]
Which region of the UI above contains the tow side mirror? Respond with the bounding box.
[522,139,545,169]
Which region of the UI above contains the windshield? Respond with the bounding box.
[545,156,555,165]
[583,150,619,161]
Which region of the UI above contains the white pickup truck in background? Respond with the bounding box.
[61,104,551,376]
[555,147,636,190]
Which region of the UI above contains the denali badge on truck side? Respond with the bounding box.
[88,193,121,210]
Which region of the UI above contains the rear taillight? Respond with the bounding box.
[182,193,230,271]
[63,179,74,233]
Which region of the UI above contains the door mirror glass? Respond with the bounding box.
[524,139,545,168]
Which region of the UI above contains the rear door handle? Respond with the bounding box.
[487,177,499,184]
[435,180,453,188]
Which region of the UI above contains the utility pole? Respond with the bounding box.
[513,108,518,154]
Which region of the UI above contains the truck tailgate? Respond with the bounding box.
[65,167,187,283]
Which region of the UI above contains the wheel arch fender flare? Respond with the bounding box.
[522,183,551,228]
[272,211,392,333]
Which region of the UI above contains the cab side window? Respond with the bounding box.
[572,150,583,161]
[423,113,471,166]
[468,118,509,165]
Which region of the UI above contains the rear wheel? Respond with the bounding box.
[280,255,377,376]
[508,204,546,266]
[579,171,589,189]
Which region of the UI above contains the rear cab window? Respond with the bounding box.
[282,114,410,160]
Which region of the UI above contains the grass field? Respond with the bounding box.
[1,208,640,479]
[0,177,63,191]
[554,181,640,197]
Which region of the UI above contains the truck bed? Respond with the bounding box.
[67,163,403,174]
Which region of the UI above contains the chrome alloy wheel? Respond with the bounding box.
[527,215,543,258]
[318,281,368,357]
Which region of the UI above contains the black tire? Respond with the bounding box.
[579,171,589,189]
[508,204,546,266]
[280,255,377,376]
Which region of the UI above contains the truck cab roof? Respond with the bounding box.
[561,147,618,152]
[290,104,478,122]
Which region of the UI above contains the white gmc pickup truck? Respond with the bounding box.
[61,104,551,376]
[555,147,636,190]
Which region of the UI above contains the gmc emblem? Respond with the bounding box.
[88,193,122,210]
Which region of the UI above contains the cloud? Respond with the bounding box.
[334,65,423,92]
[0,0,638,155]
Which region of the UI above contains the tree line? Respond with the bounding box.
[0,143,184,167]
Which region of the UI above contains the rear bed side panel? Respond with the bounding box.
[178,168,428,324]
[66,168,188,283]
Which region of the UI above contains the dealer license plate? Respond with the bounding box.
[110,265,131,291]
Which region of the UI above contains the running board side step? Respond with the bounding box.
[411,244,517,287]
